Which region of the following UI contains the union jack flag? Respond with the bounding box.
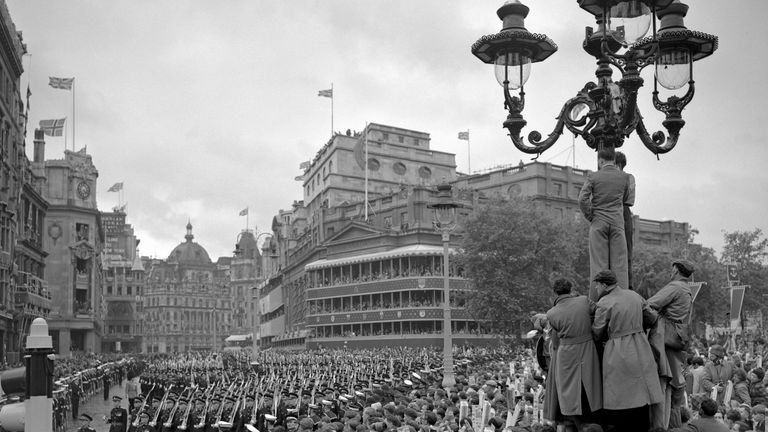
[317,88,333,98]
[39,118,66,137]
[49,77,74,90]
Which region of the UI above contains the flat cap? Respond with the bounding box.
[672,259,695,275]
[593,270,617,285]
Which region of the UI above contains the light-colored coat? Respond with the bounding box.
[647,278,692,386]
[547,294,603,415]
[593,285,663,410]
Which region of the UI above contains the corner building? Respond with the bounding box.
[142,222,231,352]
[40,148,104,354]
[258,124,492,349]
[101,210,144,353]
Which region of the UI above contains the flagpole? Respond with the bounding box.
[330,83,334,137]
[246,209,249,231]
[72,78,76,151]
[64,118,68,152]
[467,129,471,174]
[364,123,368,221]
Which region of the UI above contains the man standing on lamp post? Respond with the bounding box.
[647,259,695,430]
[579,148,633,299]
[615,151,635,290]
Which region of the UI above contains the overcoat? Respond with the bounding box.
[546,294,603,416]
[647,278,692,387]
[592,285,663,410]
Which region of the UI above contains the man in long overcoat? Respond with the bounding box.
[579,148,633,299]
[592,270,663,432]
[648,259,695,430]
[546,278,602,431]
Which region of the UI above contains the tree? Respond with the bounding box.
[631,230,729,333]
[721,228,768,323]
[457,196,587,335]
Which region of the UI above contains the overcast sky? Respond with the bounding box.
[8,0,768,261]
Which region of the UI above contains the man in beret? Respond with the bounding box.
[591,270,662,432]
[648,259,695,430]
[579,148,633,299]
[701,344,735,404]
[546,278,602,431]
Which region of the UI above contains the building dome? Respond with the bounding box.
[168,221,212,265]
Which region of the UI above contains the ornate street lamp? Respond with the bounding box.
[472,0,717,157]
[427,181,461,389]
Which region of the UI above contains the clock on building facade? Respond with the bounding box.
[77,181,91,199]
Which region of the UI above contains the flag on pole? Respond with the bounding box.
[107,182,123,192]
[39,118,66,136]
[318,88,333,98]
[239,208,249,216]
[458,131,470,140]
[689,282,705,304]
[49,77,74,90]
[729,285,746,330]
[299,161,311,170]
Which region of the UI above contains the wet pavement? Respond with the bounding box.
[66,381,129,432]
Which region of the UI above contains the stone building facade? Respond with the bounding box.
[40,148,104,354]
[0,0,30,363]
[142,223,231,353]
[101,210,144,353]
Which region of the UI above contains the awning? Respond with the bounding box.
[224,333,253,342]
[305,244,454,271]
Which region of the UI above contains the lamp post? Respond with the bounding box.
[472,0,717,157]
[427,181,461,389]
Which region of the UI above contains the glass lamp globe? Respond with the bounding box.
[655,48,691,90]
[608,1,652,45]
[494,52,531,89]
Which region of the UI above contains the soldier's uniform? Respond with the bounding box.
[77,414,97,432]
[107,395,129,432]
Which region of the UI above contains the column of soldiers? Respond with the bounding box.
[115,350,514,432]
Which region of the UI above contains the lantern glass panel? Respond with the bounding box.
[494,52,531,89]
[608,1,651,45]
[655,48,691,90]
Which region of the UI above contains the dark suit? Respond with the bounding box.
[579,163,633,297]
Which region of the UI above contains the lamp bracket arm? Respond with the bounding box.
[635,112,680,156]
[504,95,570,155]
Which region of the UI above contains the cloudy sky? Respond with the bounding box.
[8,0,768,261]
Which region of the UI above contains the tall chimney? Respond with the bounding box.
[33,128,45,163]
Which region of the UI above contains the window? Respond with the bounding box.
[398,135,404,143]
[393,162,406,175]
[382,132,389,140]
[127,286,132,296]
[418,166,432,179]
[367,158,380,171]
[107,286,113,295]
[117,286,122,295]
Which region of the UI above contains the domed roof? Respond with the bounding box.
[168,221,212,265]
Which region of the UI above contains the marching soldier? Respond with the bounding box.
[106,395,129,432]
[135,411,156,432]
